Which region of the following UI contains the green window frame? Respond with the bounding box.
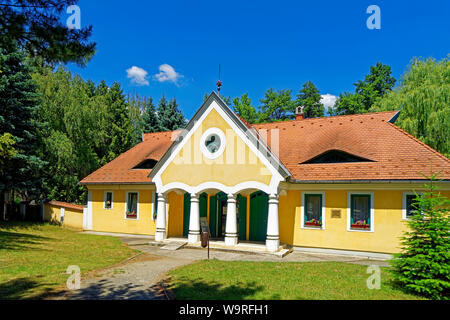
[304,194,323,228]
[350,194,371,230]
[126,192,138,219]
[152,192,158,221]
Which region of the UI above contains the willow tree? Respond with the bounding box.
[371,56,450,157]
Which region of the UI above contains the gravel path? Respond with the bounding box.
[59,236,390,300]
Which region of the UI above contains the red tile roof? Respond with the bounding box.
[47,200,84,211]
[80,111,450,184]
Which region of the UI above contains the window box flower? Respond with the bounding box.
[351,220,370,229]
[305,219,322,227]
[126,211,137,218]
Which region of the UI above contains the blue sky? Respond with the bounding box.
[66,0,449,119]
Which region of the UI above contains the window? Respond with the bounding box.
[301,192,325,229]
[403,192,421,220]
[104,191,113,209]
[349,194,371,231]
[302,150,373,164]
[200,128,226,159]
[126,192,138,219]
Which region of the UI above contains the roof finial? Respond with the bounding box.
[216,64,222,96]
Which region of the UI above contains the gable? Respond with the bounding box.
[150,92,289,194]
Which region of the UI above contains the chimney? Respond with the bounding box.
[296,106,305,120]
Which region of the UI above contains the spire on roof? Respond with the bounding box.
[216,64,222,96]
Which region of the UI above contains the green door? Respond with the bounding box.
[237,195,247,241]
[249,191,268,242]
[183,193,190,237]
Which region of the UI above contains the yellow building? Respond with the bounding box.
[80,92,450,254]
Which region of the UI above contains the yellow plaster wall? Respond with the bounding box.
[161,109,272,187]
[64,208,83,229]
[90,188,156,236]
[279,189,450,254]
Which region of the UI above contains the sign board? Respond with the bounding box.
[200,217,210,233]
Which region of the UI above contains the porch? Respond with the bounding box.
[154,188,281,252]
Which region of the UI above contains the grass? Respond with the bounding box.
[0,221,138,299]
[167,259,424,300]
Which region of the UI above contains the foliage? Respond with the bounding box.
[232,93,258,123]
[33,66,135,202]
[0,42,44,199]
[334,62,396,115]
[140,96,161,133]
[258,88,295,123]
[0,133,17,173]
[296,81,324,118]
[371,57,449,157]
[390,172,450,300]
[0,0,95,66]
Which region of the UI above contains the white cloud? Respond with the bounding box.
[126,66,149,86]
[155,64,183,84]
[321,94,338,109]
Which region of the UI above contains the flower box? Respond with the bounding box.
[126,211,137,219]
[351,223,370,230]
[305,220,322,227]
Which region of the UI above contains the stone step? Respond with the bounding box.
[160,241,187,251]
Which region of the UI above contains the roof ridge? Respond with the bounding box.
[254,110,398,127]
[386,122,450,163]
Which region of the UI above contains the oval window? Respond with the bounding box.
[205,134,221,153]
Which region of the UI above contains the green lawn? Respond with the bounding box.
[0,222,137,299]
[167,259,423,300]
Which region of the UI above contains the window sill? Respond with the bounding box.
[301,226,324,230]
[347,228,373,233]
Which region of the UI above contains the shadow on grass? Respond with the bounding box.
[168,278,265,300]
[64,278,166,300]
[0,277,56,300]
[0,230,50,251]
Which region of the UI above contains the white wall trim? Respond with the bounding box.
[301,191,326,230]
[158,181,274,196]
[86,190,93,230]
[347,191,374,233]
[124,191,139,220]
[103,190,114,210]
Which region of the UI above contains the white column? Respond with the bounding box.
[155,193,167,241]
[188,193,200,243]
[266,193,280,252]
[225,194,238,246]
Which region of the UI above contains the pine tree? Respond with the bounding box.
[0,43,44,200]
[391,171,450,300]
[141,97,161,133]
[158,96,186,131]
[296,81,324,118]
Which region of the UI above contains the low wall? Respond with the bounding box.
[43,200,84,229]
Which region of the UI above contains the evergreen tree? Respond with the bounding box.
[158,96,186,131]
[258,88,294,123]
[391,171,450,300]
[0,0,95,66]
[371,56,449,157]
[296,81,324,118]
[141,97,161,133]
[334,62,396,115]
[0,43,44,200]
[232,93,258,123]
